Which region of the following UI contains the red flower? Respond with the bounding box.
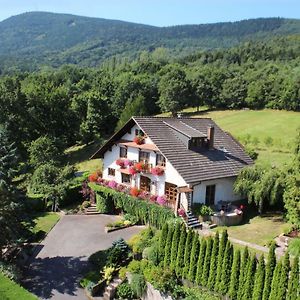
[133,135,144,145]
[129,166,137,175]
[151,166,164,176]
[130,187,140,197]
[88,172,99,182]
[116,159,125,168]
[134,162,144,172]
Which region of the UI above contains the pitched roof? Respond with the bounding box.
[92,116,253,184]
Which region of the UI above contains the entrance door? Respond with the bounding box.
[165,182,177,209]
[205,185,216,206]
[140,176,151,192]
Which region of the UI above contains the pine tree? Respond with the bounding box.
[188,233,200,282]
[183,230,194,278]
[215,230,228,291]
[228,249,241,300]
[175,225,187,277]
[242,254,257,300]
[219,241,234,295]
[207,232,219,290]
[159,223,168,261]
[252,255,265,300]
[163,225,174,268]
[277,252,290,299]
[287,256,299,300]
[170,222,181,270]
[201,237,213,286]
[269,260,282,300]
[195,238,207,285]
[237,247,250,299]
[262,242,277,300]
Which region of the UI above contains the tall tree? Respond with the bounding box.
[237,247,250,299]
[228,249,241,300]
[269,260,283,300]
[277,252,290,299]
[175,225,187,277]
[159,223,168,261]
[215,230,228,291]
[252,255,265,300]
[163,225,174,268]
[207,232,219,290]
[182,230,194,278]
[219,241,234,295]
[286,256,299,300]
[170,222,181,270]
[201,237,213,286]
[188,233,200,282]
[195,238,207,285]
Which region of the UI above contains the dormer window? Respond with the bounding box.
[190,137,203,148]
[135,129,145,137]
[139,151,150,163]
[120,147,127,158]
[156,154,166,167]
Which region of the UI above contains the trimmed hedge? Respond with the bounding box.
[96,193,113,213]
[89,183,176,229]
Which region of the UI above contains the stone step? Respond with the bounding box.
[85,211,101,215]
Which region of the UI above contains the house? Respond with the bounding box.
[92,116,253,214]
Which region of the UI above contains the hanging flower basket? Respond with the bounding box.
[116,159,125,168]
[108,180,118,189]
[123,159,133,167]
[134,162,145,172]
[130,187,140,197]
[151,166,164,176]
[133,135,144,145]
[129,166,137,175]
[156,195,167,206]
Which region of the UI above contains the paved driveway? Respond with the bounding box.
[23,215,144,300]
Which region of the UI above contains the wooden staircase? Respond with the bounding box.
[85,204,101,215]
[184,211,202,229]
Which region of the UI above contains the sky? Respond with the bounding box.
[0,0,299,26]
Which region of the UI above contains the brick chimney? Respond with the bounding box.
[207,126,215,149]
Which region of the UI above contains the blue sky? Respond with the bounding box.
[0,0,299,25]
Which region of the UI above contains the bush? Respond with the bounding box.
[200,205,214,216]
[80,270,99,288]
[82,200,90,208]
[96,192,113,213]
[128,227,156,254]
[116,282,135,299]
[142,245,160,265]
[25,194,45,212]
[124,214,139,225]
[102,265,116,284]
[130,273,146,298]
[127,260,148,275]
[60,184,82,207]
[107,238,130,266]
[288,238,300,256]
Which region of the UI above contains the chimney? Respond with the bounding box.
[207,126,215,149]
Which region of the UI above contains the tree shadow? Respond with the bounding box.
[22,255,89,299]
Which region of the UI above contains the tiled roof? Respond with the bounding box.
[92,116,253,184]
[132,116,253,184]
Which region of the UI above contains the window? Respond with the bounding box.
[121,173,131,184]
[120,147,127,158]
[165,182,178,208]
[156,154,166,167]
[139,151,150,163]
[190,138,204,148]
[135,129,144,136]
[205,185,216,206]
[108,168,115,176]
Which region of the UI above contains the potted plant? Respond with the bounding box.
[128,166,137,175]
[116,159,125,168]
[156,195,167,206]
[134,162,145,172]
[199,205,214,222]
[133,135,144,145]
[151,166,164,176]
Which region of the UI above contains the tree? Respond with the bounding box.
[188,233,200,282]
[277,252,290,299]
[170,222,181,270]
[237,247,250,299]
[262,242,277,300]
[242,254,257,300]
[159,223,168,261]
[201,237,213,286]
[286,256,299,300]
[29,136,61,168]
[158,65,192,116]
[163,225,174,268]
[219,241,233,295]
[195,238,207,285]
[182,230,194,278]
[207,232,219,290]
[175,225,187,277]
[252,255,265,300]
[269,260,282,300]
[228,249,241,300]
[215,230,228,291]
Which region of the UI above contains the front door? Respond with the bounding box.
[165,182,177,209]
[140,175,151,192]
[205,184,216,206]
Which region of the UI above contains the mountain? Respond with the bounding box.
[0,12,300,71]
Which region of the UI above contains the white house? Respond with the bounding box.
[92,116,253,214]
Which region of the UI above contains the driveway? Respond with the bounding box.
[23,215,144,300]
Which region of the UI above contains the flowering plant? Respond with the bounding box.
[89,172,100,182]
[178,208,186,217]
[150,195,157,202]
[108,180,117,189]
[130,187,140,197]
[151,166,164,176]
[133,135,144,145]
[128,166,138,175]
[156,195,167,206]
[139,191,150,200]
[123,159,133,167]
[116,159,125,168]
[134,162,145,172]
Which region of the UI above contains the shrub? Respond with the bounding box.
[96,193,112,213]
[82,200,90,208]
[200,205,214,216]
[102,265,115,284]
[116,282,135,299]
[107,238,130,266]
[130,273,146,298]
[124,214,139,225]
[128,227,156,254]
[127,260,148,275]
[143,245,160,265]
[288,238,300,256]
[80,270,99,288]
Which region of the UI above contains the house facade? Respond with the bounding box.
[92,117,253,213]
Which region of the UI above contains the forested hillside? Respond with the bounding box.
[0,12,300,71]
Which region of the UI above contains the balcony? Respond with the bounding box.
[118,139,158,151]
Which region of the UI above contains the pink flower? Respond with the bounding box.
[151,166,164,176]
[156,195,167,206]
[123,159,133,167]
[129,166,137,175]
[178,208,186,217]
[108,180,117,189]
[150,195,157,202]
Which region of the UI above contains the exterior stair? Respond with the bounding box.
[102,278,123,300]
[85,204,101,215]
[184,211,202,229]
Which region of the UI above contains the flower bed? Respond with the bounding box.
[105,214,139,233]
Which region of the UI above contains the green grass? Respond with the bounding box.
[160,108,300,166]
[29,212,60,238]
[65,142,102,173]
[213,213,291,247]
[0,273,37,300]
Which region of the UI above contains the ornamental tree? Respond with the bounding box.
[195,238,207,285]
[182,230,194,278]
[170,222,181,270]
[215,230,228,291]
[252,254,265,300]
[175,225,187,277]
[207,232,219,290]
[163,225,174,268]
[159,223,168,261]
[241,254,257,300]
[201,237,213,286]
[228,249,241,300]
[286,256,299,300]
[237,247,250,299]
[219,241,233,295]
[188,233,200,282]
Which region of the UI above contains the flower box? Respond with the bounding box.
[151,166,164,176]
[133,135,144,145]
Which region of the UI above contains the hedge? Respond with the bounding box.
[88,183,176,229]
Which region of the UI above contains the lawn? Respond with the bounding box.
[161,108,300,166]
[29,212,60,240]
[213,213,291,247]
[0,273,37,300]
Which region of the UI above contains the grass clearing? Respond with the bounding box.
[213,213,290,247]
[0,273,37,300]
[29,212,60,238]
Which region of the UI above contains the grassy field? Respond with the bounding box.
[161,108,300,166]
[0,273,37,300]
[213,213,291,247]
